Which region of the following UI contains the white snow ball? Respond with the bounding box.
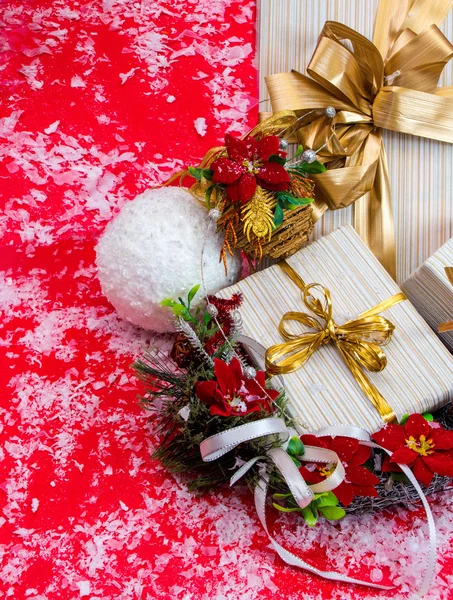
[95,187,240,332]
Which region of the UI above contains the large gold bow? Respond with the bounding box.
[265,261,406,423]
[439,267,453,332]
[264,0,453,279]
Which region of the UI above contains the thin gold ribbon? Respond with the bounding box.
[438,267,453,332]
[264,0,453,279]
[265,261,406,423]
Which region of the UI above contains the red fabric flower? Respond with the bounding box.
[372,413,453,487]
[211,134,290,204]
[299,435,380,507]
[196,357,279,417]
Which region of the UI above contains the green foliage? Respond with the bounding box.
[273,203,284,227]
[188,167,214,181]
[272,490,345,527]
[294,144,303,158]
[289,161,327,176]
[400,412,433,425]
[205,185,215,209]
[273,191,314,228]
[287,436,304,458]
[160,284,201,323]
[268,154,286,165]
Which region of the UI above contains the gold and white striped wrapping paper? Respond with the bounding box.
[217,226,453,432]
[258,0,453,284]
[402,238,453,353]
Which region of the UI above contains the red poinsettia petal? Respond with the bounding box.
[404,413,430,439]
[423,453,453,478]
[210,403,232,417]
[225,134,248,161]
[213,358,236,396]
[243,136,258,159]
[226,180,240,202]
[333,482,354,507]
[228,357,243,387]
[300,435,328,449]
[348,444,371,466]
[330,436,359,464]
[237,173,257,204]
[256,135,280,161]
[390,446,418,465]
[299,466,325,484]
[258,180,291,192]
[196,380,218,405]
[352,485,379,498]
[381,455,402,473]
[412,457,435,487]
[211,157,244,184]
[346,465,380,486]
[257,162,291,185]
[372,424,407,451]
[431,428,453,450]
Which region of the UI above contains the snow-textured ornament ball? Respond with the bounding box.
[96,187,241,332]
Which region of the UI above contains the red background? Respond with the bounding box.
[1,2,453,599]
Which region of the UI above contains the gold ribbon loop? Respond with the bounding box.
[265,0,453,279]
[265,261,407,424]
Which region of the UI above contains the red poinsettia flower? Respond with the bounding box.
[196,357,279,417]
[299,435,380,507]
[372,413,453,487]
[211,134,291,204]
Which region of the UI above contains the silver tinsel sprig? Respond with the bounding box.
[174,317,214,367]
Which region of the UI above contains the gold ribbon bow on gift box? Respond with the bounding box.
[438,267,453,332]
[265,261,406,423]
[264,0,453,279]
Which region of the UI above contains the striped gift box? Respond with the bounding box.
[258,0,453,284]
[217,226,453,432]
[402,239,453,353]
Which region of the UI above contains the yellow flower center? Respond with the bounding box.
[319,463,335,478]
[405,434,435,456]
[242,159,262,174]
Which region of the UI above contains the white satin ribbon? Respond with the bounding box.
[199,419,437,595]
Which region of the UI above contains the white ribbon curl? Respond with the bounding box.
[200,419,437,596]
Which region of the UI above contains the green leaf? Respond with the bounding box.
[201,168,214,181]
[400,414,409,425]
[180,307,193,321]
[188,166,203,180]
[272,493,292,499]
[172,304,186,317]
[203,311,212,327]
[188,167,214,181]
[287,436,305,457]
[205,185,215,209]
[285,197,314,207]
[272,503,303,513]
[423,413,434,422]
[290,161,326,176]
[290,457,301,468]
[301,506,318,527]
[313,492,339,508]
[299,160,327,174]
[268,154,286,165]
[294,144,303,158]
[160,298,179,308]
[319,506,346,521]
[273,203,284,227]
[188,284,200,305]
